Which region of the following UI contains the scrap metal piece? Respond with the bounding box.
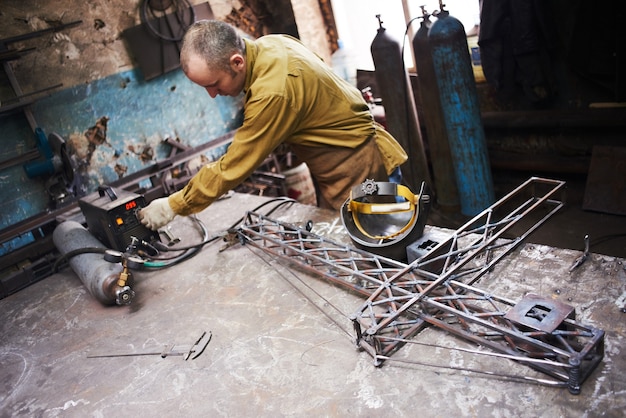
[87,331,212,361]
[160,226,181,246]
[504,294,575,332]
[237,177,605,394]
[184,330,212,360]
[569,234,590,272]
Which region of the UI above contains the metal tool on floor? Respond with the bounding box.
[87,331,212,360]
[160,225,181,246]
[569,234,590,272]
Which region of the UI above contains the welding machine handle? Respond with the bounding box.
[97,185,118,201]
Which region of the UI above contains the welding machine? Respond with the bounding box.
[78,185,160,252]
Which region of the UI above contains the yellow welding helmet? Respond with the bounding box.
[340,180,430,261]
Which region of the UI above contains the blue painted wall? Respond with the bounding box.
[0,67,242,254]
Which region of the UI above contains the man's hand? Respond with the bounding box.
[138,197,176,231]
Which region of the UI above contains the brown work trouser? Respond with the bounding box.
[291,137,389,211]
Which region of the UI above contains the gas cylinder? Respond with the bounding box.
[428,4,494,215]
[370,14,431,193]
[412,6,460,211]
[53,221,134,305]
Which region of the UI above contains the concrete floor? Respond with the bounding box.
[1,191,625,417]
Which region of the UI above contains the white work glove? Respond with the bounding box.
[138,197,176,230]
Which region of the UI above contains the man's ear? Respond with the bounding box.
[230,53,245,71]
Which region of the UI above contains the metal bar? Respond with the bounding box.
[482,108,626,129]
[0,20,82,48]
[86,331,211,360]
[0,83,62,107]
[0,149,40,171]
[0,46,36,61]
[0,20,81,131]
[2,60,37,131]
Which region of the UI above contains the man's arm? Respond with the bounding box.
[139,94,299,229]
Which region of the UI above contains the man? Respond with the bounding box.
[139,20,407,231]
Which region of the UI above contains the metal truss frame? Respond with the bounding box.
[236,177,604,394]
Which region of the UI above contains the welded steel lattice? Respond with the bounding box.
[237,178,604,394]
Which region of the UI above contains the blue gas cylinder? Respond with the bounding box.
[428,8,494,216]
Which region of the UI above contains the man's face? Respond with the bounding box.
[184,53,246,98]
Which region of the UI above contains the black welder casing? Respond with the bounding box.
[340,181,430,262]
[78,186,160,251]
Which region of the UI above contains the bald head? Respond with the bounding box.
[180,20,245,75]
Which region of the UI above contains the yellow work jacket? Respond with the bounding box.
[169,35,407,215]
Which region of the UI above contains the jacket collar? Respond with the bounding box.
[243,38,256,94]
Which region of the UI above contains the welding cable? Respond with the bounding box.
[250,196,299,219]
[223,196,298,230]
[590,233,626,248]
[52,247,109,273]
[136,239,160,256]
[152,196,298,253]
[143,197,298,269]
[51,195,291,271]
[142,214,209,269]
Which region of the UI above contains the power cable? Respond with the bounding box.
[52,247,108,273]
[152,196,298,253]
[143,197,299,270]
